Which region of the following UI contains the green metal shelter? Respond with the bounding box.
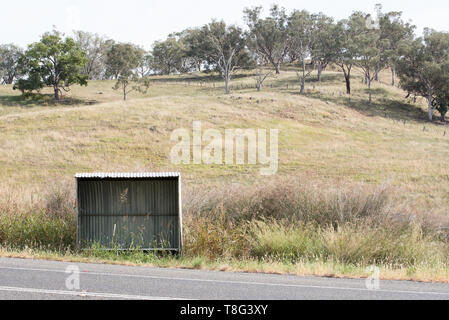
[75,172,182,252]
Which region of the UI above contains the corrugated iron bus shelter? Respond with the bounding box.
[75,172,182,252]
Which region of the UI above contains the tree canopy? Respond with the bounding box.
[105,42,144,79]
[0,44,23,84]
[14,31,87,100]
[397,29,449,121]
[199,20,252,94]
[3,5,449,122]
[244,5,290,74]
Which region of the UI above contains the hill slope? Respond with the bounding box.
[0,69,448,214]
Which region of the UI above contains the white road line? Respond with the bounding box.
[0,286,183,300]
[0,265,448,297]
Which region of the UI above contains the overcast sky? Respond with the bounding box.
[1,0,448,49]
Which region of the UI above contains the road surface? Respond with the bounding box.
[0,257,448,300]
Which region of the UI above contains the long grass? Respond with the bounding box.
[1,177,448,276]
[182,177,449,268]
[0,184,76,251]
[0,177,448,281]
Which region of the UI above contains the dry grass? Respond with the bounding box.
[0,176,448,282]
[1,68,448,212]
[1,66,449,281]
[182,177,449,269]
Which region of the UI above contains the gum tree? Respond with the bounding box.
[15,31,87,101]
[0,44,23,84]
[105,42,144,79]
[332,14,364,95]
[397,29,449,121]
[244,5,290,74]
[311,13,337,82]
[73,31,109,80]
[377,8,415,86]
[113,72,150,101]
[106,43,149,100]
[199,20,248,94]
[351,12,387,104]
[152,37,185,75]
[288,10,315,94]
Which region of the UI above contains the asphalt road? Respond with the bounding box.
[0,257,448,300]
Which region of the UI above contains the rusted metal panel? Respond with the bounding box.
[76,173,182,251]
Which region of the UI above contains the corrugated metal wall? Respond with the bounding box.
[77,178,180,250]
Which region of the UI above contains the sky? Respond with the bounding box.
[1,0,448,49]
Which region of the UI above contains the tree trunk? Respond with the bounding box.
[300,80,305,94]
[317,63,323,82]
[391,66,395,86]
[427,93,434,121]
[374,70,379,81]
[340,65,352,95]
[123,85,127,101]
[54,86,60,101]
[299,60,306,94]
[256,72,262,91]
[225,74,230,94]
[368,80,372,105]
[274,62,280,75]
[344,74,351,95]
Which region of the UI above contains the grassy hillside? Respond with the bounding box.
[0,68,448,214]
[1,67,449,282]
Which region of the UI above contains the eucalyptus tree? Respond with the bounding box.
[105,42,144,79]
[244,5,290,74]
[288,10,315,94]
[73,31,109,80]
[199,20,249,94]
[332,15,362,95]
[103,42,148,100]
[311,13,338,82]
[151,36,185,75]
[246,36,272,91]
[113,71,150,101]
[350,12,387,104]
[136,52,153,78]
[397,29,449,121]
[181,28,206,72]
[378,11,415,86]
[0,44,23,84]
[14,30,87,100]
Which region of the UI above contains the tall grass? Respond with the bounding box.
[182,177,449,268]
[0,184,76,251]
[0,176,448,271]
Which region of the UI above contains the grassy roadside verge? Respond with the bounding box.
[1,247,448,283]
[1,176,448,283]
